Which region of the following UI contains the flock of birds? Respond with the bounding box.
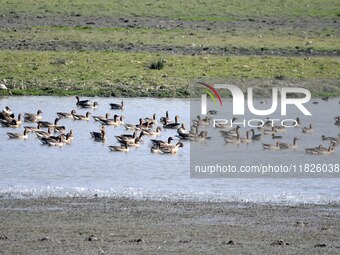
[0,96,189,154]
[0,96,340,155]
[195,112,340,154]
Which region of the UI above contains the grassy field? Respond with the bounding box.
[0,50,339,97]
[0,0,339,97]
[1,0,339,20]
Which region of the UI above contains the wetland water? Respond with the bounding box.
[0,96,339,204]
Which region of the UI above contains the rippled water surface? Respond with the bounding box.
[0,96,339,204]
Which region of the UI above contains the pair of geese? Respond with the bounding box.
[176,124,211,141]
[75,96,124,110]
[305,144,336,155]
[220,126,262,144]
[262,138,299,150]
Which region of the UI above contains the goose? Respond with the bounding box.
[118,131,137,140]
[24,122,41,133]
[321,135,334,141]
[117,115,125,125]
[318,146,335,155]
[257,122,264,131]
[2,106,12,115]
[24,110,43,122]
[0,110,14,121]
[279,137,299,150]
[272,134,283,139]
[99,114,119,126]
[116,132,144,144]
[151,137,173,148]
[90,126,106,142]
[7,129,28,139]
[319,145,335,155]
[177,123,188,134]
[38,117,60,128]
[274,126,286,133]
[284,117,301,127]
[224,131,241,144]
[208,110,218,115]
[160,111,170,123]
[150,145,163,153]
[263,118,274,127]
[192,115,210,126]
[35,127,53,138]
[66,129,74,141]
[39,134,65,145]
[108,142,129,152]
[163,115,181,129]
[329,137,340,146]
[302,124,313,133]
[262,141,280,150]
[110,101,124,110]
[220,126,241,138]
[46,136,65,147]
[144,114,157,125]
[162,142,184,154]
[182,131,211,141]
[335,116,340,126]
[1,114,22,128]
[93,113,110,122]
[176,124,199,141]
[177,125,196,140]
[79,102,98,109]
[54,124,66,133]
[240,131,252,143]
[63,133,73,145]
[250,129,262,141]
[142,127,162,136]
[72,111,91,121]
[214,117,237,129]
[151,142,184,154]
[305,145,335,155]
[305,145,328,154]
[295,117,301,127]
[124,123,137,130]
[118,137,140,147]
[75,96,90,106]
[263,126,276,135]
[57,110,76,119]
[136,118,153,129]
[176,125,195,140]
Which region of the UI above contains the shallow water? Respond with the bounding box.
[0,96,339,204]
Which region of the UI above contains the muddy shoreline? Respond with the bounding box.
[0,197,339,254]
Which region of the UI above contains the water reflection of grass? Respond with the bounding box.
[0,50,339,97]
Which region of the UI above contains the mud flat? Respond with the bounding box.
[0,197,340,254]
